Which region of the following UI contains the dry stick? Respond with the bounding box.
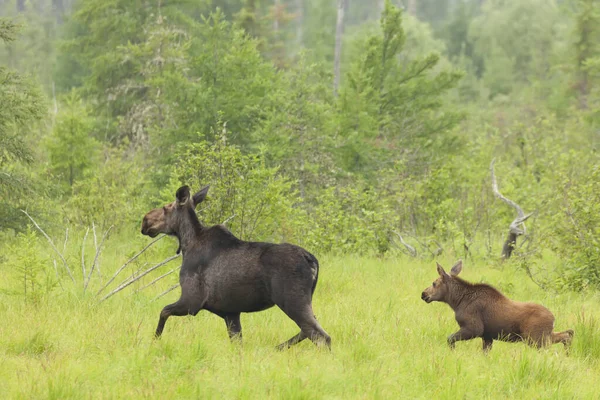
[81,228,89,286]
[92,226,112,277]
[222,214,237,225]
[52,259,66,291]
[392,231,417,257]
[96,235,166,297]
[152,284,180,302]
[98,254,180,303]
[134,265,181,294]
[490,159,534,234]
[490,159,535,258]
[63,228,69,253]
[91,222,100,277]
[84,225,113,293]
[21,210,75,283]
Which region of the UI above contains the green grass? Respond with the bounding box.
[1,253,599,399]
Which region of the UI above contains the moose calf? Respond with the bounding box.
[141,185,330,350]
[421,260,573,352]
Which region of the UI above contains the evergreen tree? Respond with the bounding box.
[0,19,46,231]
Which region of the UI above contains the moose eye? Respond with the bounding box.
[432,282,436,288]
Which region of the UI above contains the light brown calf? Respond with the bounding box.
[421,260,574,352]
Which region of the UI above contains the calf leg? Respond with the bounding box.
[448,325,482,349]
[224,313,243,342]
[552,329,574,348]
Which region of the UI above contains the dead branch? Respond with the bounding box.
[84,225,113,293]
[134,265,181,294]
[92,222,99,276]
[96,234,166,297]
[152,284,180,302]
[52,259,65,291]
[99,254,180,303]
[63,228,69,253]
[222,214,237,225]
[21,210,75,283]
[81,228,89,286]
[392,231,417,257]
[490,159,535,259]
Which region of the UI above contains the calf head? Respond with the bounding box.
[141,185,209,237]
[421,260,463,303]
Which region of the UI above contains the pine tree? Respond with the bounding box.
[0,19,46,231]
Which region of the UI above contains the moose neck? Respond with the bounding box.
[176,207,204,255]
[444,279,470,310]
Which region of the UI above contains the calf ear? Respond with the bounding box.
[450,260,463,276]
[192,185,210,208]
[436,262,450,279]
[176,185,191,205]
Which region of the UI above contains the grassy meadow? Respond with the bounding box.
[2,236,600,400]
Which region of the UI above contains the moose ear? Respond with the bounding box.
[176,185,191,205]
[192,185,210,208]
[436,262,449,279]
[450,260,463,276]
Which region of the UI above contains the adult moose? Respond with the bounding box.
[421,260,573,352]
[141,185,331,350]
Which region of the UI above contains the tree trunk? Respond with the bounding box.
[407,0,417,16]
[273,0,280,32]
[53,0,65,24]
[501,232,518,259]
[333,0,347,96]
[17,0,25,12]
[296,0,304,48]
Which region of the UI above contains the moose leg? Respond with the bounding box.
[276,332,308,351]
[224,313,243,342]
[447,326,481,349]
[552,329,574,348]
[155,294,205,338]
[482,338,493,352]
[277,303,331,350]
[156,299,192,338]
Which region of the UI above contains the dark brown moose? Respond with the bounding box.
[421,260,573,352]
[141,185,331,349]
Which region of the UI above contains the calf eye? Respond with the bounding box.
[432,282,436,287]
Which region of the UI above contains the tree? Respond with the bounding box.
[338,0,463,175]
[333,0,347,96]
[46,91,98,189]
[0,19,46,231]
[573,0,600,110]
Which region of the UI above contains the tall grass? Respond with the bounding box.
[1,240,599,399]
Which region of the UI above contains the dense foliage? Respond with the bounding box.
[0,0,598,292]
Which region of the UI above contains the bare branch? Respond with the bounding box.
[222,214,237,225]
[52,259,65,291]
[134,265,181,294]
[84,225,113,293]
[21,210,75,283]
[490,159,536,259]
[96,235,166,297]
[392,231,417,257]
[81,228,89,286]
[490,159,525,218]
[99,254,180,303]
[152,284,180,302]
[92,222,98,274]
[63,228,69,253]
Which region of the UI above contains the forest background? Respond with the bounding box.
[1,0,599,318]
[1,0,600,398]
